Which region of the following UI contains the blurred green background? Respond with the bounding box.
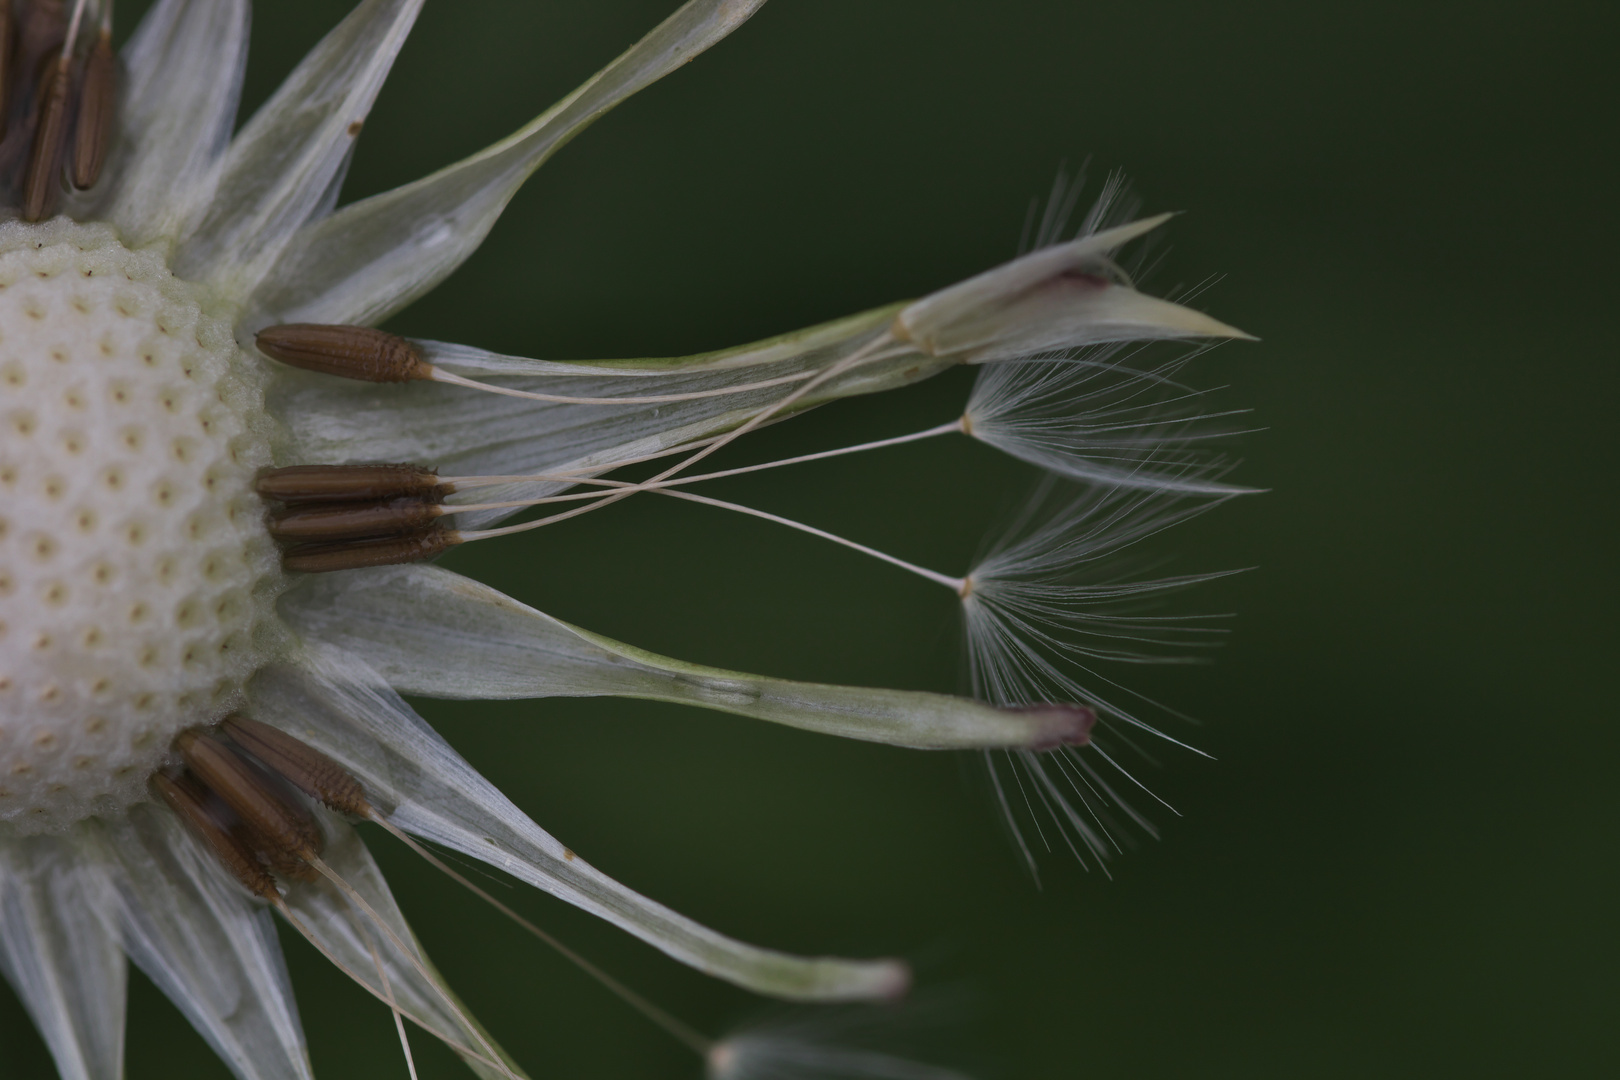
[4,1,1616,1077]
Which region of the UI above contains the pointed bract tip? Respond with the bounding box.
[894,211,1253,361]
[1160,304,1256,342]
[873,958,913,1001]
[707,1041,738,1079]
[1003,703,1097,750]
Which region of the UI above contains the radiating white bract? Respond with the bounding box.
[894,215,1250,363]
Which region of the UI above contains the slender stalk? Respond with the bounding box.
[371,814,713,1058]
[307,855,512,1079]
[443,419,965,514]
[358,916,420,1080]
[460,333,909,541]
[649,488,966,593]
[272,899,520,1080]
[429,366,815,405]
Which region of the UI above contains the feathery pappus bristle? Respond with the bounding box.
[965,344,1260,496]
[961,477,1244,876]
[1021,163,1143,258]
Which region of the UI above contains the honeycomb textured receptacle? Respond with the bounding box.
[0,220,283,833]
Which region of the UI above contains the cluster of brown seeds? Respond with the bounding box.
[154,715,369,901]
[0,0,116,221]
[254,323,467,573]
[157,719,538,1076]
[256,460,455,573]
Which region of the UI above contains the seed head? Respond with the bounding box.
[0,220,281,832]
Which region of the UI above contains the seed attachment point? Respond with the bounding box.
[1002,703,1097,750]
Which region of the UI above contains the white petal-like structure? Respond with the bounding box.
[249,649,910,1003]
[98,0,252,248]
[96,808,315,1080]
[172,0,427,291]
[0,832,126,1080]
[246,0,768,327]
[896,216,1253,362]
[270,307,949,529]
[282,818,528,1080]
[280,564,1092,751]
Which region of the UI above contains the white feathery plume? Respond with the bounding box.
[965,167,1259,497]
[964,344,1260,495]
[894,164,1251,365]
[960,477,1243,877]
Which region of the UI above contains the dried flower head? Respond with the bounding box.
[0,2,1253,1078]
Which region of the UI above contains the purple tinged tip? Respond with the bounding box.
[1003,703,1098,750]
[875,959,913,1002]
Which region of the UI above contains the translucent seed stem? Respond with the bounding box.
[273,900,519,1080]
[358,917,421,1080]
[370,813,713,1058]
[645,333,905,485]
[443,418,965,494]
[427,366,816,405]
[63,0,89,47]
[306,854,514,1079]
[647,488,967,592]
[458,333,906,542]
[440,433,728,489]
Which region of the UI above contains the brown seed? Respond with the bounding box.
[70,25,112,189]
[268,497,443,543]
[22,48,70,222]
[255,463,443,505]
[153,771,280,901]
[255,325,431,383]
[177,730,323,864]
[235,821,321,884]
[0,2,15,140]
[281,529,455,574]
[223,716,371,817]
[16,0,64,43]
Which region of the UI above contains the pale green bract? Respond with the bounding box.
[282,564,1089,750]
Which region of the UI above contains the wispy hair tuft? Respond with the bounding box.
[962,477,1244,878]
